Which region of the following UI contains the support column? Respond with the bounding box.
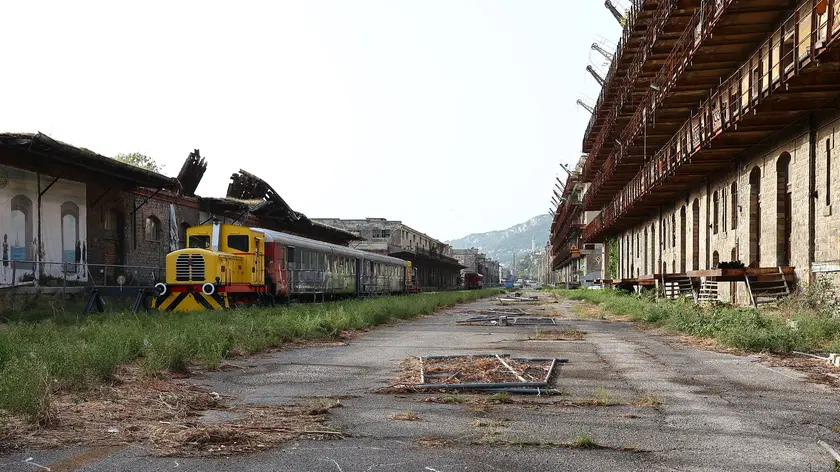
[809,112,817,284]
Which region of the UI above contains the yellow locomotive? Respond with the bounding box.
[153,222,418,311]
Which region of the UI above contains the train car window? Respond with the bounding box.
[227,235,249,252]
[288,247,296,267]
[188,235,210,249]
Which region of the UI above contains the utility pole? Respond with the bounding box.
[585,66,605,87]
[604,0,626,26]
[590,43,614,63]
[576,99,595,114]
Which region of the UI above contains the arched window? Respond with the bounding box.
[712,250,720,268]
[713,190,719,235]
[145,216,162,242]
[731,181,738,230]
[672,212,676,248]
[10,195,34,269]
[61,201,80,270]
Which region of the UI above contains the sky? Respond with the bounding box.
[1,0,621,242]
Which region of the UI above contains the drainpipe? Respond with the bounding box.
[809,112,817,284]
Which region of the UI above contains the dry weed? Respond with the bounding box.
[528,329,586,341]
[0,366,342,456]
[388,411,421,421]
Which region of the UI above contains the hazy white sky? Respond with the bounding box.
[1,0,620,242]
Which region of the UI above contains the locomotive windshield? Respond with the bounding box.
[188,235,211,249]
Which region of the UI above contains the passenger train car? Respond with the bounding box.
[153,223,416,311]
[464,272,484,290]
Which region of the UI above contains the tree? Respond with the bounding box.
[113,152,163,173]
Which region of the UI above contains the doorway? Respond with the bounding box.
[776,153,792,266]
[692,199,700,271]
[749,167,762,266]
[680,206,687,272]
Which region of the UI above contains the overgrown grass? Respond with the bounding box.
[553,288,840,354]
[0,289,502,423]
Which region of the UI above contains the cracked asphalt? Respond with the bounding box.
[3,292,840,471]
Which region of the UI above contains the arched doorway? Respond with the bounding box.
[749,167,762,266]
[643,227,648,275]
[692,198,700,271]
[651,223,656,274]
[776,153,792,266]
[680,206,687,272]
[10,195,34,270]
[103,208,126,267]
[61,202,80,273]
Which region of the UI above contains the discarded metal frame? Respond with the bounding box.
[456,315,557,326]
[414,354,567,394]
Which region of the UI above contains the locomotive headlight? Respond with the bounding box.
[202,283,216,296]
[155,282,167,296]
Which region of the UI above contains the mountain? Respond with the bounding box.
[446,215,551,266]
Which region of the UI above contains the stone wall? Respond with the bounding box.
[86,186,200,274]
[610,110,840,304]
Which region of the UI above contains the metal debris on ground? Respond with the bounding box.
[496,295,540,302]
[793,350,840,368]
[383,354,568,395]
[456,311,556,326]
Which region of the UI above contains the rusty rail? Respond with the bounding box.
[582,0,737,211]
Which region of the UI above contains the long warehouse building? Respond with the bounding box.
[551,0,840,306]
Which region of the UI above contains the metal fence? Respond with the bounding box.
[0,260,163,312]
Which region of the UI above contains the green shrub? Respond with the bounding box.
[553,288,840,353]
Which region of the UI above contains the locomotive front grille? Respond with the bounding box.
[190,254,205,281]
[175,254,205,281]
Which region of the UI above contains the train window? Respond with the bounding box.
[188,235,210,249]
[227,235,249,252]
[287,247,296,266]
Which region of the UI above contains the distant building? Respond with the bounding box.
[310,218,464,291]
[452,248,501,287]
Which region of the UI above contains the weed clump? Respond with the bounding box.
[0,289,503,423]
[572,432,599,449]
[553,287,840,354]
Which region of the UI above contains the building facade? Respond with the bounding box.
[452,248,501,287]
[0,133,357,290]
[310,218,464,291]
[550,1,840,304]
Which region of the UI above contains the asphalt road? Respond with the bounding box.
[3,292,840,471]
